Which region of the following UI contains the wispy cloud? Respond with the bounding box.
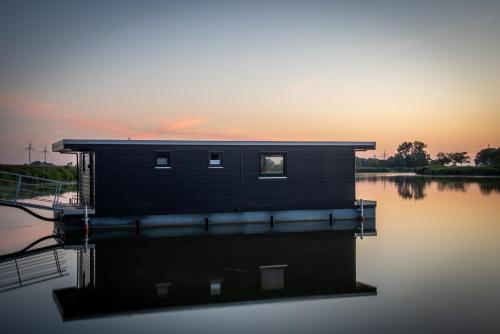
[0,92,131,136]
[1,92,325,145]
[160,117,207,132]
[0,92,56,114]
[1,92,213,139]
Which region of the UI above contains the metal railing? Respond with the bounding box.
[0,171,75,208]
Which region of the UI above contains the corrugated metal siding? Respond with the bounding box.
[90,144,355,216]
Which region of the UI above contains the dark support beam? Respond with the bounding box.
[205,217,209,231]
[270,215,274,229]
[135,220,140,233]
[329,213,333,226]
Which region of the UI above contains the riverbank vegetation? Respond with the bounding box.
[357,142,500,176]
[415,165,500,176]
[0,164,77,181]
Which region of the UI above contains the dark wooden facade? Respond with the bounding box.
[53,140,375,216]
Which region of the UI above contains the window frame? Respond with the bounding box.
[154,150,171,169]
[208,151,223,168]
[259,152,287,178]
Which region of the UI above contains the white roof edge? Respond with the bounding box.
[53,139,376,151]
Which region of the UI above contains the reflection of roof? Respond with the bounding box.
[53,139,376,152]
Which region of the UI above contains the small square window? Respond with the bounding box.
[155,151,170,168]
[260,153,286,176]
[209,152,223,167]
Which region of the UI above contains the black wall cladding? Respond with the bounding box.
[83,144,355,216]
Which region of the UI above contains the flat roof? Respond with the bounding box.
[53,139,376,152]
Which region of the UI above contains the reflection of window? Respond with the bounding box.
[156,282,172,298]
[209,152,223,167]
[260,264,287,290]
[209,279,223,296]
[260,153,286,177]
[155,151,170,168]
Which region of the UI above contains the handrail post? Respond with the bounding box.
[14,175,22,202]
[53,183,62,206]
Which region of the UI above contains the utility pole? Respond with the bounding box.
[26,142,33,164]
[43,146,48,164]
[382,150,387,160]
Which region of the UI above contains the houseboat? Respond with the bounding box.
[52,139,376,233]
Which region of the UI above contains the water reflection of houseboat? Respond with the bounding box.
[53,231,376,320]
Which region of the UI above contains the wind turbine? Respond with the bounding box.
[42,146,48,164]
[26,142,34,164]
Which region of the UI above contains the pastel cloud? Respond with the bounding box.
[1,92,259,141]
[0,92,56,115]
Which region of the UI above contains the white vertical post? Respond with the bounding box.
[14,175,22,202]
[360,199,364,239]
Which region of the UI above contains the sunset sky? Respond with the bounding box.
[1,0,499,164]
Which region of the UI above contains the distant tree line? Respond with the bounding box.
[357,142,499,168]
[432,152,470,166]
[474,147,500,166]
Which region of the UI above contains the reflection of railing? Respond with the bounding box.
[0,245,67,293]
[0,171,75,208]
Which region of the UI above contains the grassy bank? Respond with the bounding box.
[356,167,415,173]
[0,164,77,181]
[415,165,500,176]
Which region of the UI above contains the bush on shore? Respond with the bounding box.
[415,165,500,176]
[0,164,77,181]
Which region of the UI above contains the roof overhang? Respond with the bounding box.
[53,139,376,153]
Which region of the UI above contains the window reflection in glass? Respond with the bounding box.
[260,153,285,176]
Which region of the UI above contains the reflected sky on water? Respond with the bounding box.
[0,174,499,333]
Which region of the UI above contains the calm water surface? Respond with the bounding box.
[0,174,499,333]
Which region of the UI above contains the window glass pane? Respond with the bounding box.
[260,154,284,175]
[209,279,222,296]
[156,157,168,165]
[155,152,170,167]
[209,152,222,166]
